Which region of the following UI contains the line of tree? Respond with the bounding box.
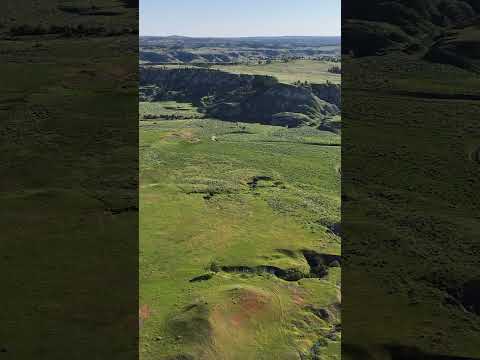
[143,114,202,120]
[327,65,341,74]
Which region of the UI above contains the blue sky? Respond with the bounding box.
[140,0,340,37]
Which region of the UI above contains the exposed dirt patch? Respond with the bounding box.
[291,287,306,305]
[139,304,150,327]
[227,289,270,327]
[165,130,201,143]
[226,288,271,328]
[202,287,275,357]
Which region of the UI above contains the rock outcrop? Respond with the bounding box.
[140,67,340,127]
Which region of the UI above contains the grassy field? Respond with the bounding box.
[140,101,204,119]
[161,59,341,85]
[140,102,341,359]
[211,60,340,84]
[209,60,340,84]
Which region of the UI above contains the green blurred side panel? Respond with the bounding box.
[342,0,480,359]
[0,1,138,359]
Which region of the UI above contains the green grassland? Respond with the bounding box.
[140,102,341,359]
[140,101,204,119]
[162,60,341,85]
[211,60,341,84]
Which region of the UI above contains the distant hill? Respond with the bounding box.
[140,36,341,65]
[140,35,340,48]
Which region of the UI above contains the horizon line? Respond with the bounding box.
[140,34,341,38]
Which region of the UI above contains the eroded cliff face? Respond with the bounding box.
[140,67,340,127]
[140,67,277,102]
[312,83,341,108]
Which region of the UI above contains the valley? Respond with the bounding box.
[140,36,341,360]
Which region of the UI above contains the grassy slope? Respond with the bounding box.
[343,52,480,358]
[140,102,341,359]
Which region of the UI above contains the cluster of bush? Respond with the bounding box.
[255,56,339,64]
[312,56,340,62]
[293,80,312,87]
[327,65,341,74]
[9,24,137,37]
[143,114,201,120]
[252,75,279,89]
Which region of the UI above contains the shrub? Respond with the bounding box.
[327,65,342,74]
